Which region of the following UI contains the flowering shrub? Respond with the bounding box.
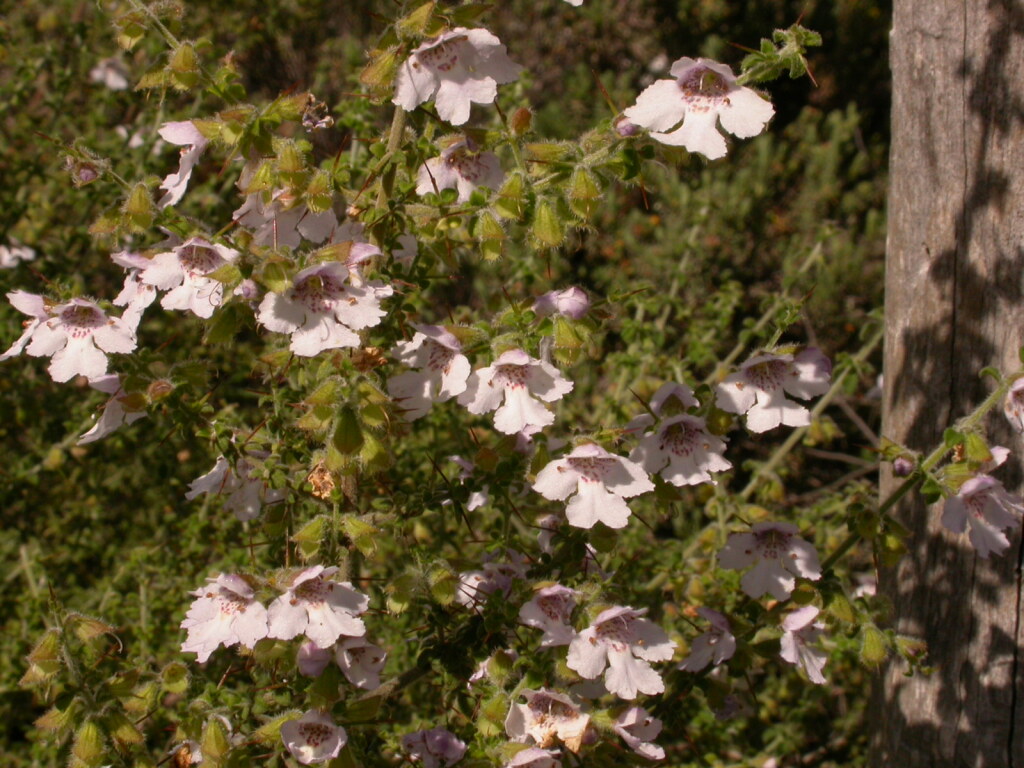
[2,1,1015,767]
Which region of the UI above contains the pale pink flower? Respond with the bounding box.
[394,234,419,262]
[1004,378,1024,433]
[233,188,338,249]
[458,349,573,435]
[297,641,333,677]
[267,566,368,648]
[1,292,136,382]
[388,325,471,420]
[505,688,591,752]
[506,747,561,768]
[256,260,392,357]
[111,250,158,330]
[416,139,504,203]
[623,382,698,436]
[336,635,386,689]
[185,455,286,522]
[678,607,735,672]
[468,649,518,687]
[519,585,578,647]
[456,551,527,608]
[140,237,239,318]
[941,475,1024,558]
[401,727,466,768]
[180,573,269,663]
[623,57,774,160]
[532,444,654,529]
[718,522,822,600]
[281,711,346,765]
[566,606,676,700]
[631,413,731,486]
[78,374,147,445]
[779,605,827,685]
[89,57,130,90]
[158,121,209,208]
[613,706,665,761]
[715,348,831,433]
[394,28,522,125]
[533,287,589,320]
[0,242,36,269]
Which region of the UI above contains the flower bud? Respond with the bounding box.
[331,407,364,455]
[892,456,914,477]
[534,286,590,319]
[532,199,564,248]
[614,116,640,137]
[65,157,101,186]
[395,1,436,38]
[122,182,155,231]
[509,107,533,136]
[71,720,106,766]
[169,43,201,89]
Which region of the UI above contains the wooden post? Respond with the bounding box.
[876,0,1024,765]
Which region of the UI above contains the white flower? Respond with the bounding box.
[297,641,333,677]
[233,187,339,249]
[505,688,591,752]
[623,382,699,436]
[566,606,676,700]
[562,0,584,5]
[180,573,269,663]
[532,444,654,529]
[678,607,736,672]
[394,28,522,125]
[441,455,489,511]
[140,237,239,319]
[111,250,158,330]
[533,287,589,320]
[506,747,561,768]
[281,711,346,765]
[267,566,368,648]
[185,455,286,522]
[456,551,527,608]
[718,522,822,600]
[613,706,665,761]
[89,57,129,90]
[715,348,832,433]
[0,242,36,269]
[623,57,774,160]
[519,585,578,647]
[416,139,504,203]
[401,728,466,768]
[158,121,209,208]
[941,475,1024,558]
[1,292,136,383]
[457,349,573,435]
[779,606,827,685]
[257,260,392,357]
[393,233,419,262]
[387,325,471,420]
[78,375,147,445]
[336,635,386,689]
[1004,378,1024,433]
[631,413,731,486]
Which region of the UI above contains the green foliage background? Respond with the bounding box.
[0,1,889,766]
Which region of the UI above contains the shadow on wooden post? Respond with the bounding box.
[874,0,1024,765]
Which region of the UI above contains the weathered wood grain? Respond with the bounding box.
[875,1,1024,765]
